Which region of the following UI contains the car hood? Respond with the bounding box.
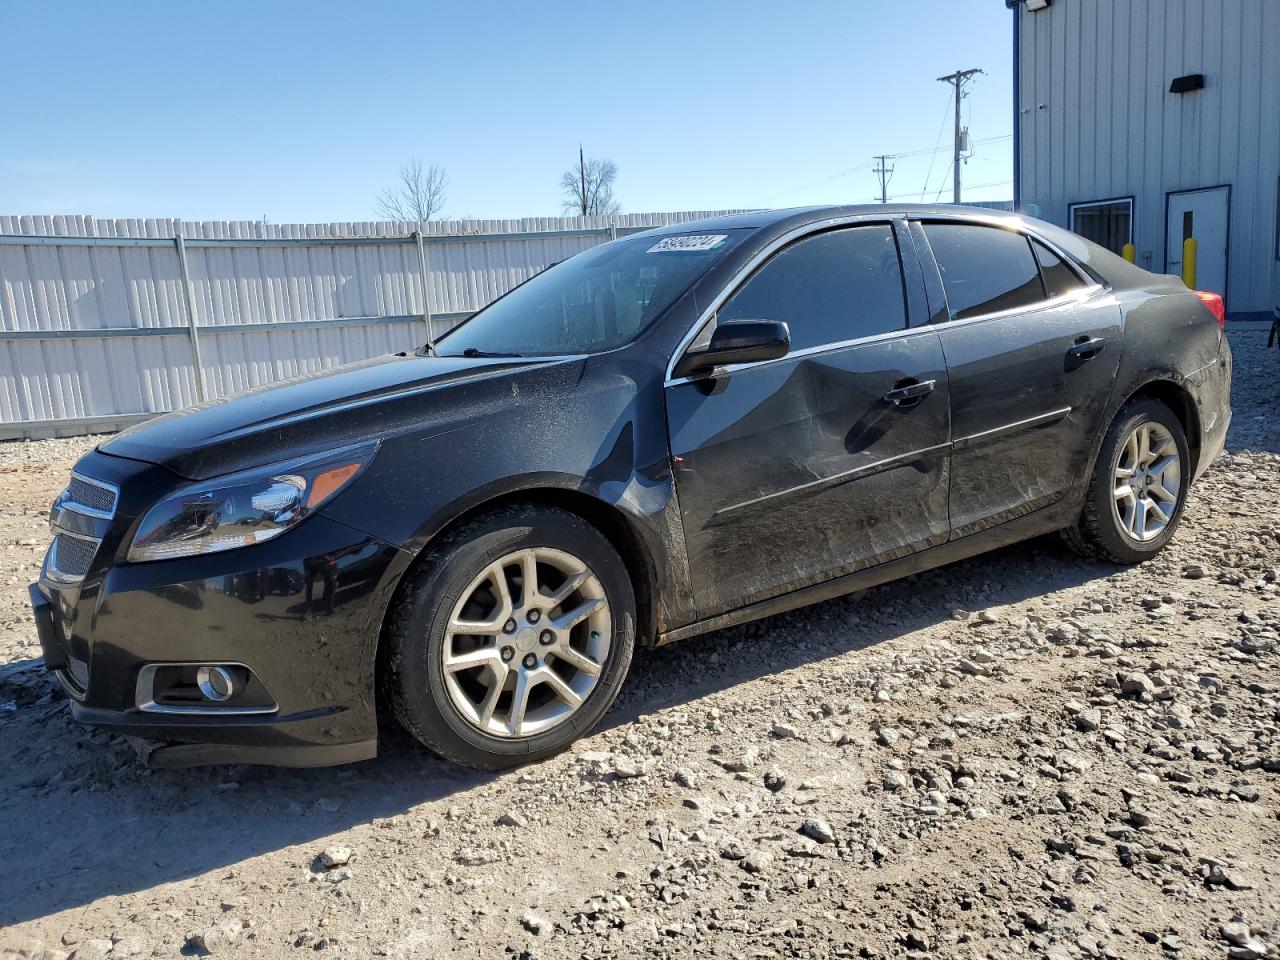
[98,352,577,480]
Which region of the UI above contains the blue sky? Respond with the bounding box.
[0,1,1016,223]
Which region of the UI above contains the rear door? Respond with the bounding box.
[915,219,1121,538]
[665,221,951,616]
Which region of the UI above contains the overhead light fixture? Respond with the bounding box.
[1169,73,1206,94]
[1026,0,1052,9]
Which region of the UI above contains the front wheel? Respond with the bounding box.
[1062,398,1191,564]
[383,505,636,769]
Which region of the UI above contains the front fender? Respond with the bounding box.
[319,351,697,634]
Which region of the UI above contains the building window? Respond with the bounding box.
[1068,198,1133,255]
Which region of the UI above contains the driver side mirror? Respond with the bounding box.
[672,319,791,380]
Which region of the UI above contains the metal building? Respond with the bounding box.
[1011,0,1280,320]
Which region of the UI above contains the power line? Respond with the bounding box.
[856,177,1012,205]
[891,135,1010,161]
[764,135,1011,207]
[763,160,875,203]
[933,157,955,203]
[919,92,954,202]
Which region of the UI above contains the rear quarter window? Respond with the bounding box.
[1032,239,1087,299]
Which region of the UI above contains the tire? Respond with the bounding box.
[382,504,636,769]
[1061,397,1191,564]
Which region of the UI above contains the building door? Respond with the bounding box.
[1167,186,1230,300]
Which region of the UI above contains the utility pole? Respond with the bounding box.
[578,144,588,216]
[873,154,895,203]
[937,68,983,203]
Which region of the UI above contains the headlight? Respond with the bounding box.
[127,443,377,563]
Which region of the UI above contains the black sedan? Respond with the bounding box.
[30,205,1232,770]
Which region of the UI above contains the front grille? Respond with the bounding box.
[66,474,118,517]
[51,533,99,579]
[47,472,117,584]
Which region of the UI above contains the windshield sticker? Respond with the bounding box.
[646,234,728,254]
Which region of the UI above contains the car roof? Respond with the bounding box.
[640,204,1024,238]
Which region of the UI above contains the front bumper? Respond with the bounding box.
[33,469,412,767]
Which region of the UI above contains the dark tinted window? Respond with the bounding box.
[718,225,905,351]
[924,222,1044,320]
[1032,239,1086,298]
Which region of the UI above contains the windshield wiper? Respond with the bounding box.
[458,347,526,358]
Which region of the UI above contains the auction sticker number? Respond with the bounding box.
[646,235,728,253]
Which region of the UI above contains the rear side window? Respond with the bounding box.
[718,224,906,351]
[1032,239,1086,298]
[924,222,1044,320]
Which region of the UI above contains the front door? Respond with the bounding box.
[665,223,951,616]
[1167,186,1230,300]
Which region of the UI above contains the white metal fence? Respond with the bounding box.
[0,211,743,439]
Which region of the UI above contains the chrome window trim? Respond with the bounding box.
[929,283,1105,330]
[663,214,906,387]
[663,211,1104,387]
[669,324,940,385]
[134,661,279,716]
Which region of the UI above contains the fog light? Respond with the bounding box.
[196,665,246,702]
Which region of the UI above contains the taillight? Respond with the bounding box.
[1193,290,1225,328]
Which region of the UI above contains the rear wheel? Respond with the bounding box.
[1062,398,1190,563]
[383,505,635,769]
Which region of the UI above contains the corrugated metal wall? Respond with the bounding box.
[1016,0,1280,316]
[0,211,742,438]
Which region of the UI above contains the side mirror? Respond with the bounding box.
[672,319,791,379]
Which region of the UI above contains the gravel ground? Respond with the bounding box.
[1,329,1277,960]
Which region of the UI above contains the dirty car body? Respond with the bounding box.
[30,205,1231,768]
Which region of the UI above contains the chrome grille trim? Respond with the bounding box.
[63,472,119,519]
[47,472,118,583]
[46,529,102,584]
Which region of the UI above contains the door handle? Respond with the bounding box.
[1068,336,1105,360]
[882,379,936,405]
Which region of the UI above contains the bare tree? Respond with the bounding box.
[376,159,448,221]
[561,146,621,216]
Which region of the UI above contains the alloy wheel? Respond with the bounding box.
[1112,421,1181,543]
[441,547,611,738]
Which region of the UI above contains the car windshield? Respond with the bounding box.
[433,229,748,357]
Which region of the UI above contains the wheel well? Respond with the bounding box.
[1127,380,1201,475]
[382,488,659,651]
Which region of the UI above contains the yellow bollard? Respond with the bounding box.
[1182,237,1197,289]
[1121,243,1136,264]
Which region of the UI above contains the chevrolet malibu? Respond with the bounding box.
[31,206,1232,770]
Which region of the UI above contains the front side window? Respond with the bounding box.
[924,222,1044,320]
[436,229,749,357]
[1069,198,1133,255]
[716,224,906,352]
